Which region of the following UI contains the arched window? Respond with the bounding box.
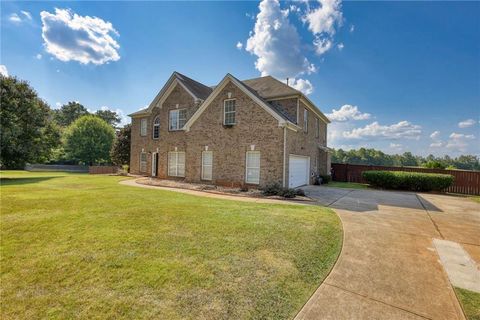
[153,116,160,139]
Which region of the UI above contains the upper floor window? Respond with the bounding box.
[140,118,147,136]
[153,116,160,139]
[224,99,236,125]
[303,109,308,132]
[169,109,187,131]
[315,117,319,138]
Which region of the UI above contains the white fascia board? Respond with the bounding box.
[299,96,331,124]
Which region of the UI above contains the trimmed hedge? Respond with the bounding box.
[362,170,454,192]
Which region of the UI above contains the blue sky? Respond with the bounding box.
[1,1,479,156]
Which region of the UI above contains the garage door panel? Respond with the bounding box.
[289,155,309,188]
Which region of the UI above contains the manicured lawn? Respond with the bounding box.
[325,181,369,189]
[455,287,480,320]
[0,171,342,319]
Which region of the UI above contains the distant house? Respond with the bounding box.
[128,72,331,188]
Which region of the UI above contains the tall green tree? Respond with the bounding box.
[64,115,115,165]
[95,109,121,127]
[110,124,131,166]
[0,75,61,169]
[54,101,89,127]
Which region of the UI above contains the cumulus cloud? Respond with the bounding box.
[343,120,422,140]
[236,41,243,50]
[290,78,313,95]
[449,132,475,140]
[429,141,444,148]
[303,0,343,55]
[389,143,402,151]
[458,119,476,128]
[337,42,344,50]
[246,0,316,80]
[326,105,371,122]
[430,130,440,140]
[0,65,9,77]
[40,8,120,65]
[445,132,476,152]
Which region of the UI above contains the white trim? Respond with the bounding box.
[223,98,236,125]
[245,151,260,184]
[299,96,330,124]
[151,152,158,176]
[201,150,213,181]
[168,108,187,131]
[184,74,286,131]
[168,151,185,177]
[303,108,308,132]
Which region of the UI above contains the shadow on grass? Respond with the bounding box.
[0,176,60,186]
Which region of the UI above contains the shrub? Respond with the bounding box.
[261,182,297,198]
[320,175,331,184]
[362,171,454,192]
[295,189,306,196]
[239,185,249,192]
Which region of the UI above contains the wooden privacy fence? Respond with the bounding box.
[331,163,480,195]
[89,166,120,174]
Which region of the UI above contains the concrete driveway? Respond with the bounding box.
[296,186,480,320]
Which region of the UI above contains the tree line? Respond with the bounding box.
[331,148,480,171]
[1,75,130,169]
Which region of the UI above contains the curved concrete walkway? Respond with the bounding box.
[296,186,480,320]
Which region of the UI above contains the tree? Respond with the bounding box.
[0,75,61,168]
[54,101,89,127]
[64,115,115,165]
[95,109,121,127]
[110,124,131,166]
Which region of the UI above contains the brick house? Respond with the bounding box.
[128,72,331,188]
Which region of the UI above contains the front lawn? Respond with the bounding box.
[326,181,369,189]
[0,171,342,319]
[455,287,480,320]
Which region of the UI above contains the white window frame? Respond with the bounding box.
[245,151,260,184]
[223,99,236,125]
[168,151,185,177]
[201,151,213,181]
[303,108,308,132]
[140,118,147,136]
[169,109,187,131]
[140,152,147,172]
[152,116,160,139]
[315,117,319,138]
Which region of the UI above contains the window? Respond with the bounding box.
[245,151,260,184]
[303,108,308,132]
[169,109,187,131]
[224,99,236,125]
[315,117,319,138]
[168,151,185,177]
[201,151,213,180]
[153,117,160,139]
[140,152,147,172]
[140,118,147,136]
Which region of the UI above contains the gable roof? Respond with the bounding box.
[174,72,213,100]
[242,76,301,99]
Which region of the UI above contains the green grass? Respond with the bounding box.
[0,171,342,319]
[455,287,480,320]
[325,181,369,189]
[470,196,480,204]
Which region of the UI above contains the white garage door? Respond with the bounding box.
[289,155,310,188]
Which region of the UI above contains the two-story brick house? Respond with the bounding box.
[128,72,331,188]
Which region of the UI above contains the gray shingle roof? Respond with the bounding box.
[242,76,301,99]
[174,72,213,100]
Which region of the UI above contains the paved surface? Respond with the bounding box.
[296,186,480,320]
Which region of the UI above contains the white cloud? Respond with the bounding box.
[430,142,444,148]
[246,0,316,79]
[343,120,422,140]
[96,106,129,126]
[36,54,43,60]
[9,13,22,23]
[446,133,476,152]
[21,11,32,20]
[40,8,120,65]
[349,24,355,33]
[389,143,402,150]
[0,65,8,77]
[326,105,371,122]
[236,41,243,50]
[337,42,344,50]
[303,0,343,55]
[430,130,440,140]
[290,78,313,95]
[55,102,62,108]
[458,119,476,128]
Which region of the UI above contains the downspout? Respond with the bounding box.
[283,126,287,188]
